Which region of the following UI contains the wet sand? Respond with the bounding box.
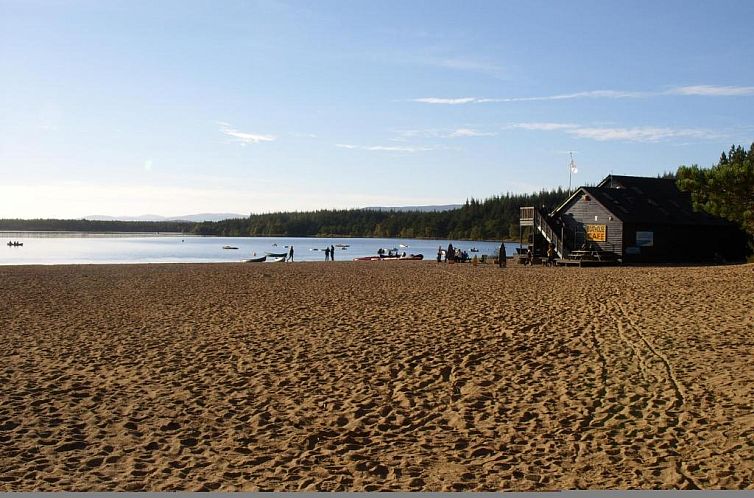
[1,261,753,491]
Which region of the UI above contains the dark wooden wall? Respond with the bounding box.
[561,193,623,255]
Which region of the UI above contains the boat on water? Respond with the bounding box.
[244,255,267,263]
[334,244,350,248]
[265,251,288,258]
[353,254,424,261]
[7,241,23,247]
[470,247,479,252]
[223,245,239,250]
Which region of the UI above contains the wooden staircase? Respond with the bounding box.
[520,207,568,258]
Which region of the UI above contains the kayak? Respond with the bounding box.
[265,252,288,258]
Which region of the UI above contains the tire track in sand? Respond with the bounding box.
[604,295,700,490]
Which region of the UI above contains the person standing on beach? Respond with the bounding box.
[447,243,454,263]
[288,245,294,262]
[498,242,507,268]
[437,246,442,263]
[330,245,335,261]
[324,246,330,261]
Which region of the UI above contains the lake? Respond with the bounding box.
[1,233,523,265]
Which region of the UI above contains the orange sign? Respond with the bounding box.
[585,224,606,242]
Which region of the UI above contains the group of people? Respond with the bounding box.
[522,243,556,266]
[323,245,336,261]
[436,244,473,263]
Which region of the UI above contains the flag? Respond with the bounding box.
[570,161,578,174]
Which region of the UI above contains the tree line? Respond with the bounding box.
[676,143,754,239]
[0,189,569,241]
[0,218,192,233]
[190,188,569,240]
[3,142,751,242]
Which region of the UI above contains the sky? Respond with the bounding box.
[1,0,754,218]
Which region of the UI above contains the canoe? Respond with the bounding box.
[265,252,288,258]
[243,255,267,263]
[268,256,286,263]
[223,245,239,250]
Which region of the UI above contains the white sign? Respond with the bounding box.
[636,231,654,247]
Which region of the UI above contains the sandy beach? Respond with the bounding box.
[1,260,753,491]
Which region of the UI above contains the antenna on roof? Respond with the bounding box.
[568,152,578,194]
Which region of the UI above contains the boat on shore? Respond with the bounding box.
[265,251,288,258]
[243,255,267,263]
[353,253,424,262]
[268,256,286,263]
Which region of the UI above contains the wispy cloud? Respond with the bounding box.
[218,122,276,145]
[509,122,579,131]
[510,122,720,143]
[668,85,754,96]
[567,126,719,142]
[395,127,496,139]
[412,90,648,105]
[412,85,754,104]
[411,97,493,105]
[448,128,496,137]
[336,143,435,152]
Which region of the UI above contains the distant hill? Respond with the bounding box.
[362,204,462,212]
[84,213,246,222]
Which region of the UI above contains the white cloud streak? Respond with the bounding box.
[448,128,496,137]
[668,85,754,96]
[509,122,580,131]
[395,128,496,139]
[510,122,721,143]
[567,127,719,142]
[218,122,276,145]
[412,85,754,104]
[337,143,434,152]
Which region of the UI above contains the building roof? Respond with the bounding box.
[578,175,730,225]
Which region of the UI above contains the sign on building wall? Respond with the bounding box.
[636,231,654,247]
[585,224,607,242]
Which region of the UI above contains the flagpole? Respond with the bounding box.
[568,152,574,194]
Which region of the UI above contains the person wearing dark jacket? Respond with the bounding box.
[498,242,507,268]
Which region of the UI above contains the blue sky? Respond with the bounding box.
[1,0,753,218]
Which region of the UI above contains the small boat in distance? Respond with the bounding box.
[223,245,239,250]
[7,241,23,247]
[335,244,350,248]
[244,255,267,263]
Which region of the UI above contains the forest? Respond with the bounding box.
[3,143,752,242]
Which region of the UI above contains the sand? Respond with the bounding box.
[1,260,753,491]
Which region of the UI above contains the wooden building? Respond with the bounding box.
[524,174,747,264]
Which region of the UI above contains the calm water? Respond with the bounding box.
[1,233,522,265]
